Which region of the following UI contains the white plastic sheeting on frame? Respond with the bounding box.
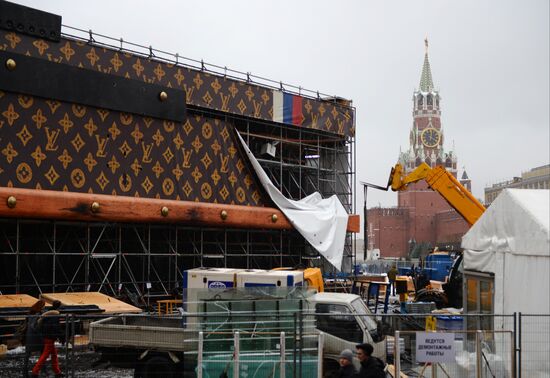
[462,189,549,313]
[462,189,550,377]
[237,133,348,271]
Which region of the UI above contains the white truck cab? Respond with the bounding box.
[307,292,386,361]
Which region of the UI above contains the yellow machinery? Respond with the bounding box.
[359,162,486,308]
[272,267,324,292]
[303,267,324,292]
[388,163,486,226]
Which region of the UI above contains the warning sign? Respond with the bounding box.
[416,332,455,363]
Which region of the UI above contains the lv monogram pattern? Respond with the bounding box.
[0,90,265,205]
[1,31,354,137]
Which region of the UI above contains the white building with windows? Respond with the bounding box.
[485,164,550,206]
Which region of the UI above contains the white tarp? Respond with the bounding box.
[462,189,550,377]
[237,133,348,270]
[462,188,549,313]
[463,189,549,262]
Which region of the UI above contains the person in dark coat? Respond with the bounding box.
[387,265,398,296]
[337,349,357,378]
[19,299,46,351]
[19,300,46,376]
[32,300,65,377]
[355,343,385,378]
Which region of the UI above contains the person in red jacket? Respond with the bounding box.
[31,300,65,377]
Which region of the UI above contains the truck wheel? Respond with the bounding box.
[135,355,175,378]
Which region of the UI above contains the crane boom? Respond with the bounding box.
[389,163,486,226]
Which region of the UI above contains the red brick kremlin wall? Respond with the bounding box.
[366,207,409,258]
[366,182,469,258]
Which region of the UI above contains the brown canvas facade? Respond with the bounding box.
[0,90,267,205]
[0,29,355,207]
[0,4,357,297]
[1,31,354,137]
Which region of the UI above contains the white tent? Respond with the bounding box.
[462,189,549,314]
[462,189,550,377]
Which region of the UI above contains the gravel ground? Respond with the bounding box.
[0,347,133,378]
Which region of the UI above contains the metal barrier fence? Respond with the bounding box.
[0,311,321,378]
[393,329,514,377]
[195,330,323,378]
[0,312,549,377]
[368,313,550,378]
[518,314,550,378]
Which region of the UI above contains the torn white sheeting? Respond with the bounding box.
[237,132,348,270]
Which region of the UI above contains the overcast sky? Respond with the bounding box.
[14,0,550,212]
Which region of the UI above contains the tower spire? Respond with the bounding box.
[419,37,434,92]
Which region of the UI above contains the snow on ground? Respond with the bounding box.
[0,348,133,377]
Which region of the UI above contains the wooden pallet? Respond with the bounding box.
[0,294,40,309]
[40,292,141,314]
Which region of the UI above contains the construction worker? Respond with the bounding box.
[31,300,65,377]
[387,265,398,296]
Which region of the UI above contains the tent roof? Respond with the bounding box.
[462,189,549,257]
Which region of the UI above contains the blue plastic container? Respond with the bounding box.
[425,254,454,281]
[398,267,412,276]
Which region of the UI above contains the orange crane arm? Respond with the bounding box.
[389,163,486,226]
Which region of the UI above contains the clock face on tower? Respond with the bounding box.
[421,127,441,148]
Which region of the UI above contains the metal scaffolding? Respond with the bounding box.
[0,219,306,297]
[0,25,356,297]
[235,117,356,271]
[0,114,355,297]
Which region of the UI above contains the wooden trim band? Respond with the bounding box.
[0,188,360,233]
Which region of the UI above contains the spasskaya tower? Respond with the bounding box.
[398,38,457,176]
[366,39,471,259]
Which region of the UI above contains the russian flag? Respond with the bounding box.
[272,90,303,125]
